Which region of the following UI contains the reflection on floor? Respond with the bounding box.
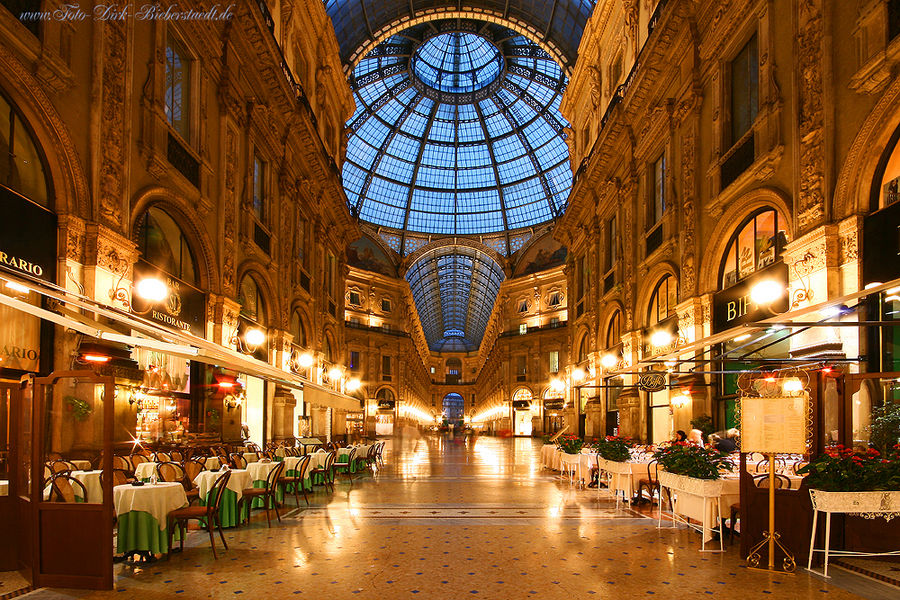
[19,435,900,599]
[0,569,31,598]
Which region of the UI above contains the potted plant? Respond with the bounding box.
[869,402,900,456]
[595,436,635,463]
[653,441,733,496]
[557,434,584,456]
[64,395,93,422]
[798,444,900,513]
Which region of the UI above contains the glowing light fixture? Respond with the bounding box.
[298,353,314,368]
[5,280,29,293]
[572,368,586,383]
[600,354,618,368]
[650,330,674,348]
[244,328,266,347]
[783,378,804,394]
[135,277,168,302]
[346,378,361,392]
[328,367,343,381]
[671,390,691,408]
[750,280,784,306]
[83,354,110,363]
[550,378,565,392]
[733,334,752,342]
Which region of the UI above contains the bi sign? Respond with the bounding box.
[712,262,788,333]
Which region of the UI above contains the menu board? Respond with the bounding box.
[740,394,809,454]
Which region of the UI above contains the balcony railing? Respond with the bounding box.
[499,320,568,338]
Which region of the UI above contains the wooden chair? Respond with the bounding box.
[238,461,285,527]
[47,474,87,503]
[170,450,184,462]
[375,442,385,467]
[310,451,336,492]
[167,470,231,560]
[245,443,261,453]
[154,452,172,463]
[636,459,661,504]
[229,453,248,469]
[112,468,132,486]
[333,448,357,483]
[50,459,75,474]
[279,455,311,507]
[728,473,792,545]
[130,453,150,466]
[157,462,185,484]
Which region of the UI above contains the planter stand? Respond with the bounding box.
[559,453,582,487]
[596,458,634,509]
[657,471,726,553]
[806,489,900,578]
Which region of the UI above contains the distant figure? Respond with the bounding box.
[674,430,687,442]
[688,429,704,445]
[240,422,250,441]
[710,434,737,453]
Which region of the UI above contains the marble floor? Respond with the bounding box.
[14,435,900,599]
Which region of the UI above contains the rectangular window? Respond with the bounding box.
[550,316,560,325]
[382,355,392,380]
[648,154,666,229]
[349,291,361,306]
[516,355,527,381]
[348,316,359,325]
[252,155,266,222]
[325,253,336,298]
[519,323,528,335]
[165,36,190,141]
[549,350,559,374]
[578,255,588,300]
[605,215,617,272]
[381,298,392,312]
[349,351,360,371]
[297,215,306,265]
[730,34,759,146]
[548,291,561,307]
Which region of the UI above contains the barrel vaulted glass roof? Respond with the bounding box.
[405,245,505,352]
[342,20,572,241]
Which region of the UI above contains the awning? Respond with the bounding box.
[302,382,361,412]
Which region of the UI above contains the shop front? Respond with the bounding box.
[511,388,533,436]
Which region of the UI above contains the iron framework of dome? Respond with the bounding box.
[341,20,572,254]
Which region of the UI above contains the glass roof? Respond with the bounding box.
[343,21,572,242]
[405,245,506,352]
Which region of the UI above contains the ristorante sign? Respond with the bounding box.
[132,260,206,338]
[712,262,789,333]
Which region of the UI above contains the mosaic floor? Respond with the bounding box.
[12,435,900,599]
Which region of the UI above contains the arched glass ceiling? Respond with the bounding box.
[405,245,506,352]
[342,20,572,240]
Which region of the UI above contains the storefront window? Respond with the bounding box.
[720,209,786,289]
[0,90,49,207]
[136,206,198,284]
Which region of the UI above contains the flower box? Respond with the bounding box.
[597,458,634,476]
[658,471,725,498]
[809,489,900,517]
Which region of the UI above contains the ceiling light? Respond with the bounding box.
[83,354,110,363]
[5,280,29,294]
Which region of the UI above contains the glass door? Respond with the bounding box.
[0,382,19,571]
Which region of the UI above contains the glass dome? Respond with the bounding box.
[343,22,572,240]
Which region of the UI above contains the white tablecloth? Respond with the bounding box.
[282,456,304,472]
[134,462,160,481]
[113,482,188,529]
[308,453,329,470]
[72,470,103,503]
[540,445,561,470]
[660,473,740,543]
[193,469,251,500]
[247,461,278,483]
[0,480,7,496]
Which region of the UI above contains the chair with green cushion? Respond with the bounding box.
[239,461,285,527]
[167,469,231,560]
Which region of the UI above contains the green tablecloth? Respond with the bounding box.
[199,488,241,528]
[116,510,174,555]
[336,453,367,474]
[284,470,313,492]
[250,480,285,508]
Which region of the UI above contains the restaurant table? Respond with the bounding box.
[193,469,251,527]
[596,459,651,505]
[338,446,371,472]
[282,456,313,492]
[540,445,561,470]
[114,482,188,555]
[308,451,330,485]
[658,473,741,551]
[133,462,160,481]
[203,456,221,470]
[0,479,7,496]
[246,461,283,507]
[72,470,103,503]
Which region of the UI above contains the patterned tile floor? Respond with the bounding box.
[15,435,900,599]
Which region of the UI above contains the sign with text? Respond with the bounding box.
[0,187,57,282]
[712,262,789,333]
[740,394,809,454]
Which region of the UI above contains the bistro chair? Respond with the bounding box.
[229,453,248,469]
[112,468,133,486]
[169,450,184,462]
[47,474,87,503]
[130,453,150,466]
[792,460,809,476]
[310,451,336,491]
[636,459,662,505]
[333,448,357,483]
[238,461,285,527]
[154,452,172,463]
[157,462,185,484]
[278,454,311,507]
[245,443,261,453]
[753,472,790,489]
[167,470,231,560]
[375,442,386,467]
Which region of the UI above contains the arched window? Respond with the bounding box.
[719,208,786,289]
[605,310,621,349]
[290,310,307,347]
[577,335,590,363]
[648,275,677,327]
[0,91,49,207]
[136,206,198,284]
[323,334,334,363]
[239,275,266,324]
[376,388,394,402]
[512,388,533,403]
